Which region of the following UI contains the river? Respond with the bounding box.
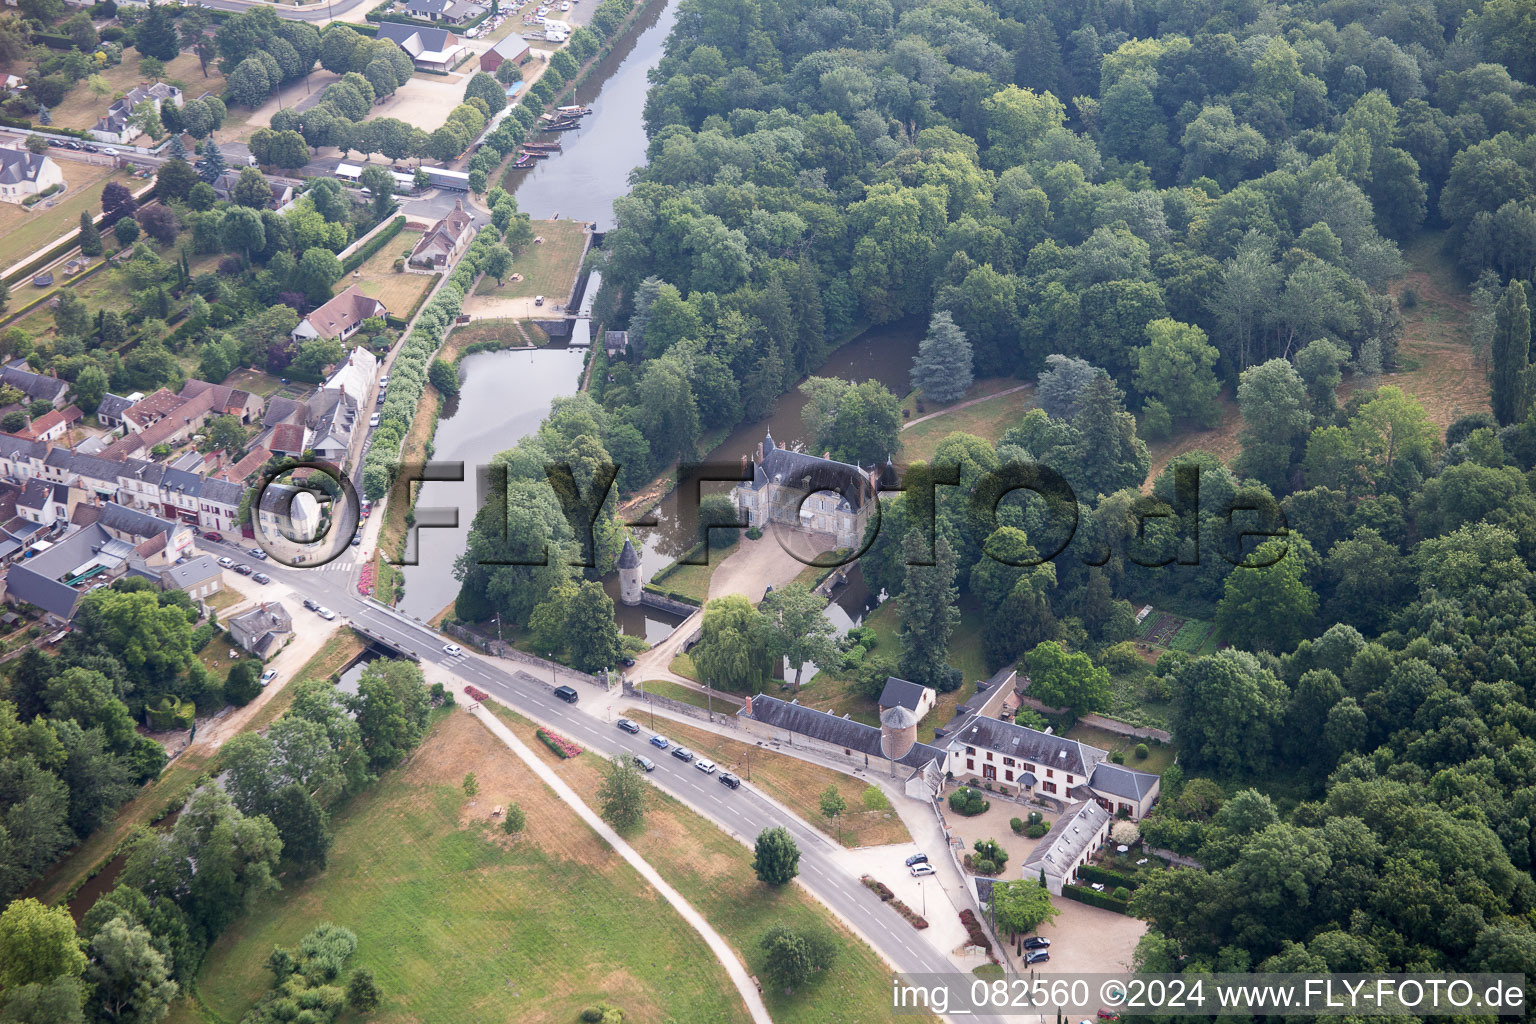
[399,0,920,630]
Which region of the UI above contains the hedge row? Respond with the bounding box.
[1061,884,1131,914]
[341,214,405,274]
[861,875,894,901]
[958,909,993,956]
[361,224,504,500]
[1077,864,1142,891]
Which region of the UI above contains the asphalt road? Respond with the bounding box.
[196,532,1011,1024]
[194,0,371,23]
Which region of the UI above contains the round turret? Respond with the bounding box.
[879,704,918,761]
[617,537,641,605]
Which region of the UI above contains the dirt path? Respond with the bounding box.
[902,383,1032,430]
[452,679,774,1024]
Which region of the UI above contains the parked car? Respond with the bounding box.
[350,533,362,546]
[100,147,118,156]
[260,669,277,686]
[693,758,716,774]
[1096,1010,1120,1020]
[905,852,929,867]
[1025,950,1050,965]
[316,607,337,620]
[619,656,636,667]
[252,572,271,585]
[671,746,694,762]
[217,556,234,568]
[203,531,223,542]
[633,754,656,772]
[379,375,390,387]
[234,563,253,575]
[534,294,545,306]
[718,772,741,789]
[369,413,380,428]
[248,547,267,559]
[553,685,579,703]
[302,598,319,611]
[1024,937,1051,950]
[649,735,670,750]
[443,643,463,656]
[910,862,936,877]
[616,718,640,734]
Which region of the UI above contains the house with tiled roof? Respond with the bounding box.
[374,22,467,71]
[217,447,272,484]
[291,285,388,344]
[1020,800,1112,895]
[179,380,265,424]
[407,200,475,271]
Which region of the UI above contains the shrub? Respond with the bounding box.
[1135,742,1150,759]
[535,728,581,758]
[861,786,890,811]
[1061,884,1131,914]
[1025,822,1049,838]
[860,875,894,901]
[948,787,989,816]
[958,909,992,955]
[975,859,997,875]
[1400,286,1418,308]
[1109,750,1125,764]
[1112,886,1132,901]
[1010,817,1025,834]
[1028,811,1042,825]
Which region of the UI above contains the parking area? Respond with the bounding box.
[1015,897,1147,974]
[827,841,978,968]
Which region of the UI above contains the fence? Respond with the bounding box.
[441,620,603,687]
[621,680,741,727]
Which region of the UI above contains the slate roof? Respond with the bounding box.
[749,432,877,511]
[160,554,222,590]
[0,148,55,186]
[739,693,947,770]
[98,501,177,540]
[946,715,1106,779]
[878,676,929,711]
[1088,761,1160,801]
[617,537,639,569]
[263,397,306,428]
[375,21,460,57]
[1021,799,1111,877]
[97,393,135,422]
[17,478,52,512]
[0,366,68,404]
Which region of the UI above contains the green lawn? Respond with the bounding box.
[167,711,750,1024]
[491,706,938,1023]
[472,218,588,301]
[899,381,1036,463]
[638,677,739,712]
[0,166,137,273]
[1062,722,1178,776]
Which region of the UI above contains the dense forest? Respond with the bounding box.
[451,0,1536,990]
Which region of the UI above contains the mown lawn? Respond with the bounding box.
[0,164,128,269]
[352,229,434,316]
[167,711,749,1024]
[44,52,222,132]
[1062,722,1178,777]
[637,677,740,713]
[899,380,1036,463]
[472,218,587,301]
[490,706,940,1024]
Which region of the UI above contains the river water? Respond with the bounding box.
[399,0,919,632]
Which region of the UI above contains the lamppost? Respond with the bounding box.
[493,614,502,652]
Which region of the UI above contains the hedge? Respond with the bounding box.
[1077,864,1142,891]
[1061,883,1131,914]
[341,215,406,273]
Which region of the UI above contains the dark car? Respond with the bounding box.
[671,746,694,762]
[620,656,636,667]
[302,598,319,611]
[553,685,578,704]
[718,772,741,789]
[252,572,271,585]
[616,718,640,734]
[633,755,656,772]
[905,852,929,867]
[1024,937,1050,950]
[233,564,254,575]
[649,735,670,750]
[202,531,223,542]
[1025,950,1050,965]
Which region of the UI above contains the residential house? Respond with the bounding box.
[256,483,320,543]
[0,147,64,205]
[402,0,483,21]
[216,447,273,484]
[96,392,142,430]
[406,199,474,271]
[16,478,72,525]
[89,81,183,145]
[480,35,530,73]
[268,422,307,458]
[304,390,361,466]
[943,714,1161,820]
[374,22,468,71]
[0,365,70,408]
[1020,800,1112,895]
[210,170,293,209]
[228,601,292,658]
[157,554,224,601]
[179,379,265,424]
[291,286,388,343]
[19,405,80,443]
[878,675,937,722]
[322,346,378,406]
[734,430,893,549]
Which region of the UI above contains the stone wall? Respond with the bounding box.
[622,680,740,728]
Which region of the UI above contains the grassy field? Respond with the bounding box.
[899,380,1036,462]
[473,218,587,301]
[447,317,544,350]
[490,706,939,1024]
[223,368,288,398]
[0,163,130,268]
[1062,722,1178,776]
[29,629,363,906]
[44,52,222,132]
[352,229,435,315]
[647,716,912,849]
[165,711,751,1024]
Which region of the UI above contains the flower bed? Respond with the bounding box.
[357,560,376,597]
[861,875,894,901]
[959,909,992,955]
[537,728,582,759]
[860,875,926,928]
[464,685,490,703]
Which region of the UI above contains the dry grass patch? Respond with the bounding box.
[352,229,435,314]
[0,163,129,266]
[45,52,223,132]
[167,711,750,1024]
[473,218,587,301]
[446,317,543,350]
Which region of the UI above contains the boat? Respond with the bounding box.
[556,105,591,115]
[518,149,550,160]
[539,120,582,132]
[522,141,562,152]
[512,154,537,168]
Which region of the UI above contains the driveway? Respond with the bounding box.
[707,533,828,603]
[828,842,981,968]
[1016,897,1146,975]
[945,796,1055,877]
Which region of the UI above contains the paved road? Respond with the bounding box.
[194,533,1007,1024]
[195,0,372,23]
